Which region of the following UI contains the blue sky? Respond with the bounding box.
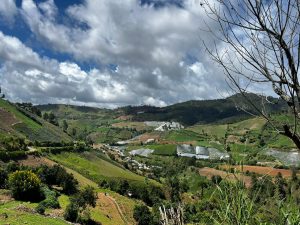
[0,0,230,108]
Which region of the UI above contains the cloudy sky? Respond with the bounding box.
[0,0,231,108]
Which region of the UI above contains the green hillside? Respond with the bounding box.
[49,151,159,185]
[0,99,72,143]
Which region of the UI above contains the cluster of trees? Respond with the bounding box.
[0,163,78,201]
[16,103,42,117]
[64,186,97,224]
[0,137,28,161]
[43,112,59,126]
[0,163,98,224]
[0,137,27,151]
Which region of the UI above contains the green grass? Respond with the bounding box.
[49,151,155,184]
[150,144,177,156]
[164,130,202,142]
[0,200,68,225]
[0,99,41,130]
[188,117,266,138]
[188,124,228,138]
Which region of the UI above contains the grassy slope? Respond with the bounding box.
[0,99,71,143]
[0,201,68,225]
[55,162,138,225]
[48,151,157,184]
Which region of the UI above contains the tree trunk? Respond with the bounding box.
[281,125,300,150]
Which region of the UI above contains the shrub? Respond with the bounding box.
[37,165,78,194]
[0,168,8,188]
[38,186,59,209]
[8,170,41,201]
[76,186,97,208]
[64,202,78,222]
[133,205,154,225]
[211,175,222,185]
[36,204,45,214]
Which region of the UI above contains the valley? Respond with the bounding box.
[0,95,299,225]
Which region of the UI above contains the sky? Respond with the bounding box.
[0,0,237,108]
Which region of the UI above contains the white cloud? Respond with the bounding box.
[0,0,17,23]
[0,0,234,107]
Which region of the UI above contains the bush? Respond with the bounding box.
[76,186,97,208]
[0,168,8,188]
[8,170,41,201]
[36,204,46,214]
[38,186,59,209]
[37,165,78,194]
[211,175,222,185]
[133,205,154,225]
[64,202,78,222]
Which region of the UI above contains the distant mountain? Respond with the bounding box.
[120,93,287,125]
[37,93,287,126]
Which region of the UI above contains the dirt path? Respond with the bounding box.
[108,195,129,225]
[98,193,129,225]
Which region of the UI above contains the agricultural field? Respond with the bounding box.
[49,151,154,184]
[0,99,72,143]
[111,121,153,131]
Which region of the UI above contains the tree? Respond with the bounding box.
[64,202,78,222]
[133,205,154,225]
[166,176,181,203]
[203,0,300,149]
[0,169,8,188]
[64,186,97,223]
[76,186,97,208]
[8,170,41,201]
[0,86,4,99]
[43,112,49,121]
[62,120,68,132]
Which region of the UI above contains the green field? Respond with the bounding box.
[151,144,177,156]
[49,151,152,183]
[164,130,202,142]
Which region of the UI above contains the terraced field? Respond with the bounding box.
[0,99,72,143]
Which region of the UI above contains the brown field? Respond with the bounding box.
[112,121,151,131]
[130,132,161,143]
[0,107,20,131]
[221,165,298,178]
[18,155,55,167]
[199,167,252,188]
[116,115,133,121]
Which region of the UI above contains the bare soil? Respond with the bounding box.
[199,167,252,188]
[221,165,297,178]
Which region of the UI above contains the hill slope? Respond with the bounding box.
[124,93,287,125]
[0,99,72,143]
[38,93,287,127]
